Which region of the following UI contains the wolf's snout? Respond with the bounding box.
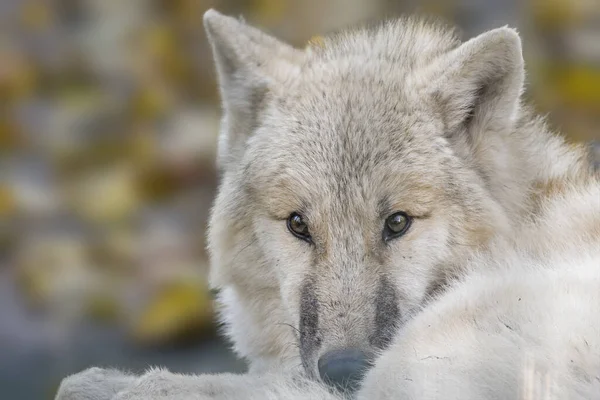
[318,348,369,391]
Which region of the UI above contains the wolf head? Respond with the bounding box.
[204,9,525,389]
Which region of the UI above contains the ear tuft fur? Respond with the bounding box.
[427,27,525,136]
[203,9,304,169]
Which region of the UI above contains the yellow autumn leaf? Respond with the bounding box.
[0,186,16,216]
[20,1,52,30]
[132,281,214,344]
[530,0,579,28]
[131,87,171,120]
[556,66,600,108]
[86,293,121,323]
[307,35,325,49]
[254,0,285,24]
[72,165,139,223]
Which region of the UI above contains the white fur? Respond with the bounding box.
[55,9,600,400]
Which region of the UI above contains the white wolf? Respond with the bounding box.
[56,9,600,400]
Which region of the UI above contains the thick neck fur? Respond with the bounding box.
[469,105,597,222]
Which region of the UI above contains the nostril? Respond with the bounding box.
[318,348,370,391]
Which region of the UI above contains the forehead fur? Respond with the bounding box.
[244,87,453,222]
[307,17,460,66]
[241,19,462,212]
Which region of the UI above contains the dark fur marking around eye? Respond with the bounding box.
[370,276,401,349]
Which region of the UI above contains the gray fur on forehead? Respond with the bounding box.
[249,89,447,178]
[305,17,461,66]
[243,85,450,202]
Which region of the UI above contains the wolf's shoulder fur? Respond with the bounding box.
[55,10,600,400]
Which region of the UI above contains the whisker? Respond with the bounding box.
[280,341,301,354]
[230,238,258,264]
[276,322,301,336]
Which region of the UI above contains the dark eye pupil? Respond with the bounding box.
[288,212,311,241]
[291,215,307,233]
[388,214,407,232]
[384,211,411,241]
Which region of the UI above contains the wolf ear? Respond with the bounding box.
[427,27,524,138]
[203,9,304,169]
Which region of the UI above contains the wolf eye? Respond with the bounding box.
[383,212,412,241]
[287,212,311,242]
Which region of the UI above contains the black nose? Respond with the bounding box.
[318,348,369,391]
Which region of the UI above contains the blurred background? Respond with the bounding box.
[1,0,599,398]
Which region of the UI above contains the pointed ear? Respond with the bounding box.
[203,9,304,169]
[426,27,524,138]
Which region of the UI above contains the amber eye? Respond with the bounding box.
[383,211,412,241]
[287,212,311,242]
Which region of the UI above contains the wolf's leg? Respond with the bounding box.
[56,367,344,400]
[55,367,137,400]
[113,368,344,400]
[356,313,524,400]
